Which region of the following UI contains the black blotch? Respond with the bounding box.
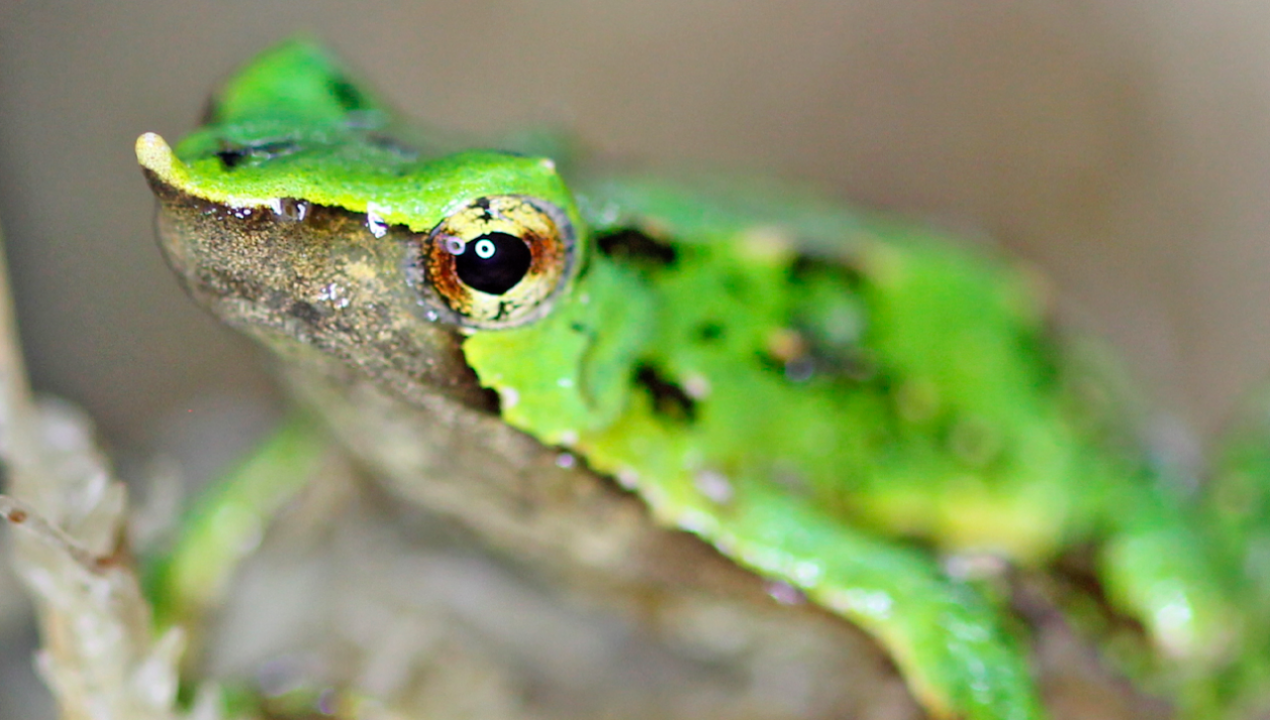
[215,140,300,170]
[786,254,878,382]
[328,76,372,112]
[697,322,724,342]
[597,229,677,268]
[790,253,866,288]
[288,300,324,325]
[635,363,696,423]
[215,147,247,169]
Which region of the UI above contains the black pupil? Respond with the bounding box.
[454,232,532,295]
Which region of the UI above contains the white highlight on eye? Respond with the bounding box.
[474,238,496,259]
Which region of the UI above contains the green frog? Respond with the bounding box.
[135,40,1262,720]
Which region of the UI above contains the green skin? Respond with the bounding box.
[137,41,1263,720]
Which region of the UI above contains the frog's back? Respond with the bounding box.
[481,170,1107,561]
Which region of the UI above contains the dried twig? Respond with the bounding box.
[0,217,222,720]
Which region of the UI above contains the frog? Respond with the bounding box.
[133,40,1261,720]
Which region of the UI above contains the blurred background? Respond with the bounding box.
[2,1,1270,717]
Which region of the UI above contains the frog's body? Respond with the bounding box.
[138,41,1257,720]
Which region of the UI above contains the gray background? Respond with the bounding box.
[3,1,1270,716]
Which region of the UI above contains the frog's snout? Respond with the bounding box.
[136,132,180,184]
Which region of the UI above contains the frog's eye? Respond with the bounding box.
[415,195,576,329]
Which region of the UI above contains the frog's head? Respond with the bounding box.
[136,43,584,407]
[138,131,582,408]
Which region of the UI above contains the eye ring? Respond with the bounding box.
[413,195,577,329]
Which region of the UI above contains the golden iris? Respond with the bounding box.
[417,195,576,329]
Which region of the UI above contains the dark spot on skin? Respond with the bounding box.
[571,322,588,334]
[289,300,324,325]
[635,363,696,423]
[798,321,876,382]
[597,229,677,268]
[215,147,247,169]
[790,253,865,288]
[7,509,26,524]
[329,76,372,112]
[697,322,725,342]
